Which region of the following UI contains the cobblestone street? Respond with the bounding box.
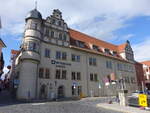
[0,101,123,113]
[0,91,122,113]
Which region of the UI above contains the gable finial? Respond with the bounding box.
[126,40,130,44]
[35,0,37,10]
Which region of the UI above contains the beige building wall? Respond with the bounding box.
[28,42,137,99]
[14,9,137,100]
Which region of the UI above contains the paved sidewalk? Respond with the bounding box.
[97,103,150,113]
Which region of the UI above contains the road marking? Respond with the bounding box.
[32,103,46,105]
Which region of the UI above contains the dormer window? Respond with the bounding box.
[92,45,99,51]
[76,40,85,48]
[104,48,110,54]
[113,51,117,56]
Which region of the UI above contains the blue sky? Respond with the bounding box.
[0,0,150,73]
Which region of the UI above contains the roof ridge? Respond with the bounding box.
[69,28,129,52]
[69,28,118,47]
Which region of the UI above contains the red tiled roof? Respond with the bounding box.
[141,61,150,66]
[117,43,127,53]
[0,38,6,47]
[11,50,19,55]
[69,28,127,53]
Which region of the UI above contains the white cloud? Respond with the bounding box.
[0,0,150,40]
[117,34,135,42]
[72,15,129,41]
[133,38,150,61]
[0,66,9,80]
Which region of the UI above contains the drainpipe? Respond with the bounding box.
[86,53,89,97]
[35,63,39,99]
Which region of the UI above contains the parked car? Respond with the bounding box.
[131,91,144,97]
[128,90,150,107]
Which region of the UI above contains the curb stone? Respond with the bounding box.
[97,103,150,113]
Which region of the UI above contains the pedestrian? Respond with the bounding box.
[115,94,120,103]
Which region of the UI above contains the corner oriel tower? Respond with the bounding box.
[17,8,42,99]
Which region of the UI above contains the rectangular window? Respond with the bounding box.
[93,58,97,66]
[39,68,44,78]
[77,72,81,80]
[72,54,76,61]
[31,22,38,30]
[94,74,98,81]
[56,51,61,60]
[63,34,67,41]
[28,42,36,51]
[45,28,49,36]
[62,70,67,79]
[89,58,93,65]
[90,73,94,81]
[72,72,76,80]
[106,61,112,69]
[51,31,54,38]
[72,54,80,62]
[117,63,120,70]
[45,68,50,79]
[62,52,67,60]
[45,48,50,58]
[89,58,96,66]
[33,43,36,51]
[76,55,80,62]
[56,69,61,79]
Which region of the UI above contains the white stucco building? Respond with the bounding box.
[13,8,137,100]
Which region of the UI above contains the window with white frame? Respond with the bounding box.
[89,57,97,66]
[106,61,112,69]
[72,54,80,62]
[45,48,50,58]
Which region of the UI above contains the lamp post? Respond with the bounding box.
[98,82,101,96]
[118,72,128,106]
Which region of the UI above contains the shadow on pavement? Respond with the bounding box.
[0,90,23,107]
[0,90,81,107]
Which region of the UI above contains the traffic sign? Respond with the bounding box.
[139,94,148,107]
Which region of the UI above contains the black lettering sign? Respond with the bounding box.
[51,60,71,66]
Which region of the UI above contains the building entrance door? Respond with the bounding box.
[40,84,47,99]
[57,85,65,98]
